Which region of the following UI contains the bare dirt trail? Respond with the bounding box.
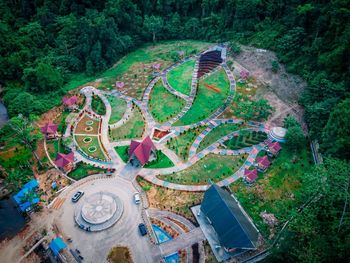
[232,45,307,129]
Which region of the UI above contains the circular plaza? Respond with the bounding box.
[74,192,123,231]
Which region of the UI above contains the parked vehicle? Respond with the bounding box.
[72,191,84,203]
[138,223,147,236]
[133,192,141,205]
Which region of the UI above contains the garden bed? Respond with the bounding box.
[166,126,206,160]
[75,135,106,160]
[175,68,230,126]
[149,80,186,123]
[91,95,106,115]
[75,115,100,135]
[167,59,195,96]
[108,95,127,124]
[223,130,267,150]
[107,247,133,263]
[68,162,107,180]
[109,105,145,140]
[158,153,247,185]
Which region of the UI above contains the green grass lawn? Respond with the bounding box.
[175,68,230,126]
[224,130,267,150]
[149,80,186,123]
[158,153,247,185]
[46,139,70,160]
[167,59,195,96]
[68,162,107,180]
[167,126,207,160]
[114,145,129,162]
[75,135,106,160]
[229,147,313,239]
[144,150,174,168]
[91,95,106,115]
[197,123,242,152]
[115,146,173,168]
[108,95,127,124]
[109,105,145,140]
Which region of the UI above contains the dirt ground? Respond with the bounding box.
[230,46,307,129]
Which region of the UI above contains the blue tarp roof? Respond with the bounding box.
[49,237,66,256]
[23,179,39,190]
[13,180,40,212]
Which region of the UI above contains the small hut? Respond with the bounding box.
[41,122,58,139]
[55,152,74,173]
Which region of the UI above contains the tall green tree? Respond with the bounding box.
[143,15,163,42]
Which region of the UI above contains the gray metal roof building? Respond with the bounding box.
[200,185,259,251]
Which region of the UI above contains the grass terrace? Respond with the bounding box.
[68,162,107,180]
[167,126,206,160]
[75,135,106,160]
[197,123,242,152]
[167,59,195,96]
[175,68,230,126]
[109,105,145,140]
[75,115,99,135]
[108,95,127,124]
[149,80,186,123]
[91,95,106,116]
[223,130,267,150]
[158,153,247,185]
[230,147,313,238]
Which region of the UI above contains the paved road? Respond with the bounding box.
[56,176,161,263]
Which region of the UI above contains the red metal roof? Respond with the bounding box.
[128,136,156,166]
[41,122,58,134]
[256,156,270,168]
[268,141,282,153]
[63,96,77,106]
[244,168,257,182]
[55,152,74,168]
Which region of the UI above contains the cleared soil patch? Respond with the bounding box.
[167,59,195,96]
[109,105,144,141]
[158,153,247,185]
[175,68,230,126]
[149,80,186,123]
[75,115,100,135]
[167,126,206,160]
[137,177,203,221]
[107,246,133,263]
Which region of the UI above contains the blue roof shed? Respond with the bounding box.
[49,237,67,256]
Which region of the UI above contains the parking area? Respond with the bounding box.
[55,176,161,263]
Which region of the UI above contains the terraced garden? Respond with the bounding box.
[167,126,207,160]
[149,81,186,123]
[75,135,106,160]
[175,68,230,126]
[108,95,127,124]
[109,105,145,140]
[167,59,195,96]
[158,153,247,185]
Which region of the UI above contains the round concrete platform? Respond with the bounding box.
[74,192,123,231]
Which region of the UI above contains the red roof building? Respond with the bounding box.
[63,96,78,108]
[55,152,74,172]
[256,156,271,172]
[244,168,258,183]
[41,122,58,139]
[128,136,156,166]
[267,141,282,156]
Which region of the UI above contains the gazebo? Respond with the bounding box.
[41,122,58,139]
[244,168,258,184]
[128,136,156,166]
[62,96,78,111]
[266,141,282,156]
[256,156,270,172]
[54,152,74,173]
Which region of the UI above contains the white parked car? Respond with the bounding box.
[133,192,141,204]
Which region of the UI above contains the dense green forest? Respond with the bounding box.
[0,0,349,261]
